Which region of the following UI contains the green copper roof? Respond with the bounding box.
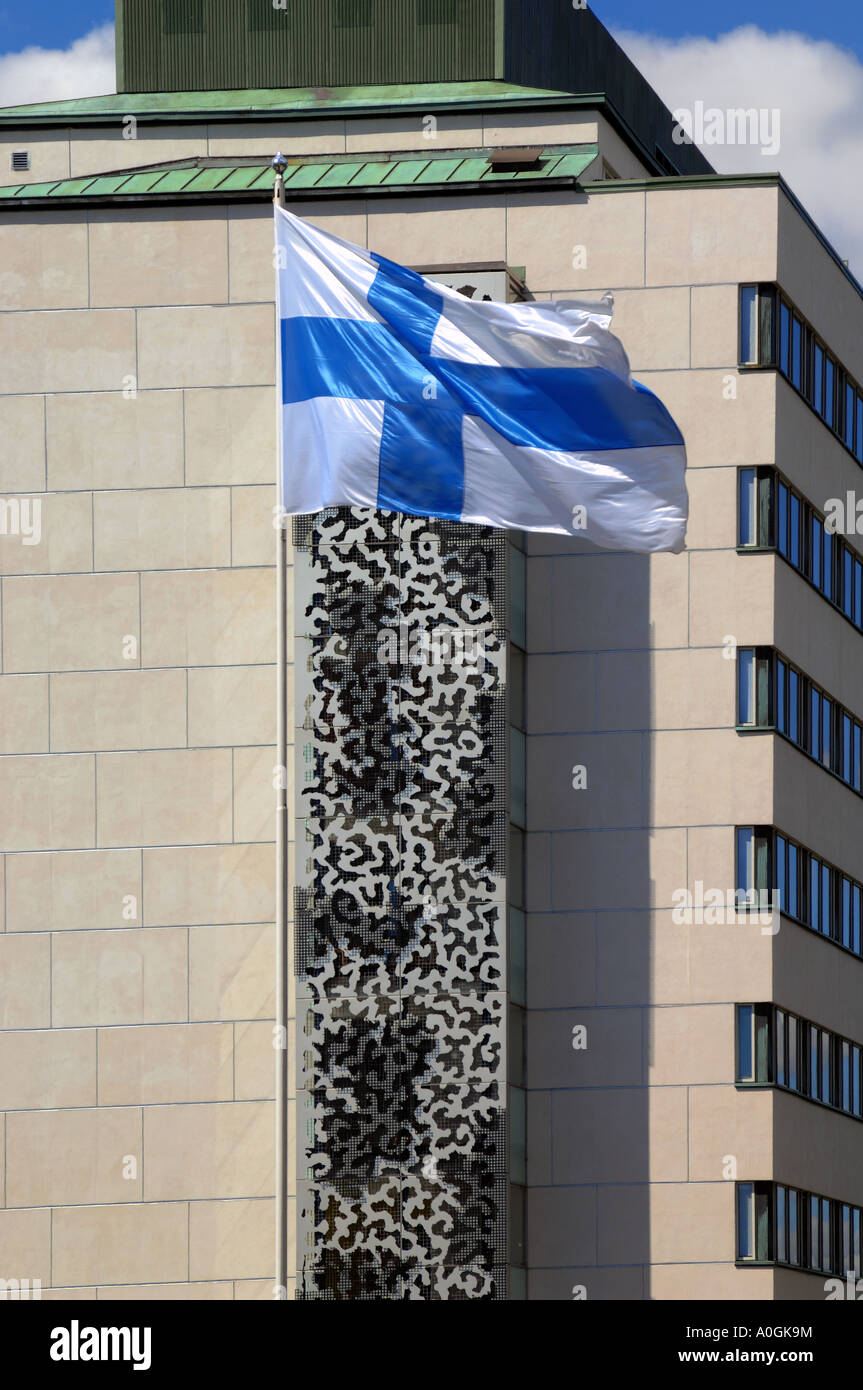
[0,80,588,126]
[0,145,598,208]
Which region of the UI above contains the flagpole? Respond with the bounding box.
[273,156,289,1298]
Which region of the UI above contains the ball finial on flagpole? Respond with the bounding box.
[272,152,288,206]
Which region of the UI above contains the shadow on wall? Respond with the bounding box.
[524,535,653,1300]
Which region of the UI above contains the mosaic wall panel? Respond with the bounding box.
[293,507,509,1299]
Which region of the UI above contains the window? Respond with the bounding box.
[737,647,772,728]
[736,826,771,908]
[842,1041,852,1110]
[801,323,813,399]
[777,480,788,558]
[736,1004,770,1084]
[737,1181,857,1275]
[739,466,863,636]
[788,669,799,744]
[738,649,755,726]
[738,1183,755,1260]
[810,1023,821,1096]
[738,467,774,548]
[789,492,801,566]
[779,299,790,375]
[776,658,786,735]
[11,150,29,172]
[776,1009,787,1085]
[740,286,759,365]
[737,645,863,798]
[740,285,863,466]
[776,1185,787,1262]
[825,359,835,428]
[789,1015,798,1090]
[791,315,802,389]
[739,283,775,365]
[737,1005,755,1081]
[842,1205,859,1278]
[738,1002,863,1121]
[742,824,863,962]
[821,694,833,768]
[814,1197,833,1273]
[789,1189,800,1266]
[824,527,835,601]
[842,876,853,948]
[811,511,823,589]
[809,686,821,758]
[737,1183,771,1263]
[775,1186,801,1266]
[821,862,832,938]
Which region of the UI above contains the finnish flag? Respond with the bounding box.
[275,205,688,550]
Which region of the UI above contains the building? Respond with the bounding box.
[0,0,860,1300]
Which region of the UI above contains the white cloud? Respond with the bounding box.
[0,23,116,108]
[613,24,863,276]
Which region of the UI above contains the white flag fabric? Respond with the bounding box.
[275,204,688,550]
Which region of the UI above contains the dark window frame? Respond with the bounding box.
[740,284,863,467]
[742,823,863,965]
[736,644,863,799]
[736,1003,863,1122]
[738,465,863,642]
[736,1180,853,1275]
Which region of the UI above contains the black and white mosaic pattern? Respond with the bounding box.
[293,508,509,1299]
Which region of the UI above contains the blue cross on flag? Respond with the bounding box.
[275,204,688,550]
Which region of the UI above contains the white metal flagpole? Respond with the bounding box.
[272,154,289,1297]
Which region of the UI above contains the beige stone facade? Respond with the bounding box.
[0,187,280,1298]
[1,86,862,1299]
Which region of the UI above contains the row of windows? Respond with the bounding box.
[738,1182,862,1276]
[738,467,863,632]
[737,826,863,957]
[740,284,863,466]
[738,646,863,796]
[737,1004,863,1119]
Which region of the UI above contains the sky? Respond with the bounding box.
[603,0,863,60]
[0,1,862,271]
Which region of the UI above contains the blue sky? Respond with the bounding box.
[603,0,863,63]
[0,2,112,52]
